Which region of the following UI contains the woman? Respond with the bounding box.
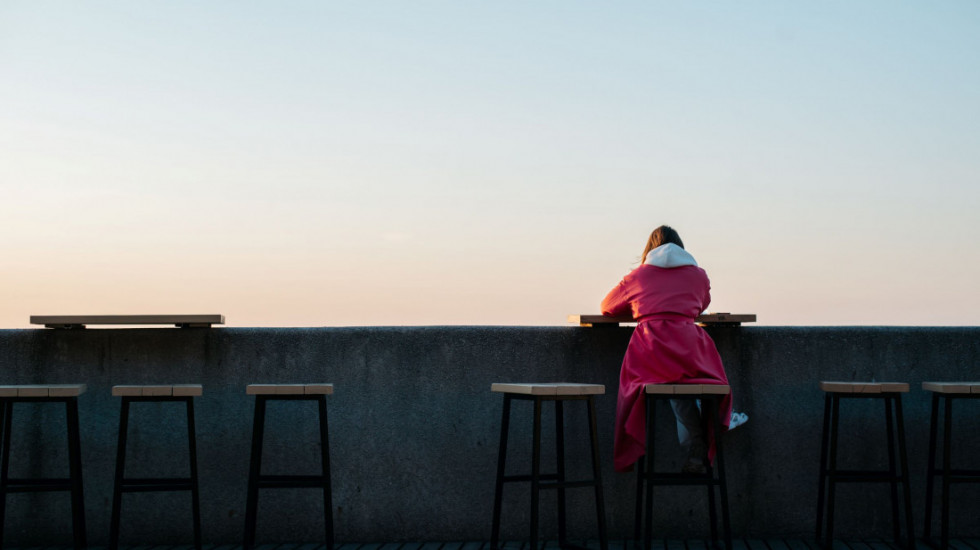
[601,225,738,474]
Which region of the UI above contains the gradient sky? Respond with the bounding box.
[2,1,979,328]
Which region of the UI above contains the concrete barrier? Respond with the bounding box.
[0,326,977,544]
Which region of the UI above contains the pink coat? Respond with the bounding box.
[602,259,731,472]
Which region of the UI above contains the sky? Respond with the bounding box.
[1,1,979,328]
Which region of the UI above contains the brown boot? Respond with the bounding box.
[681,438,707,474]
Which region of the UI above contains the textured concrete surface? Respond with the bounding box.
[0,326,977,544]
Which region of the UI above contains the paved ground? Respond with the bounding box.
[8,540,980,550]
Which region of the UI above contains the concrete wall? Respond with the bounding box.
[0,326,977,544]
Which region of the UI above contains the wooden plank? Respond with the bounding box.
[645,384,678,394]
[767,539,792,550]
[18,385,51,397]
[47,384,87,397]
[819,382,909,394]
[645,384,730,395]
[744,540,768,550]
[112,385,144,397]
[553,383,605,395]
[305,383,335,395]
[31,314,224,328]
[142,385,175,397]
[923,382,979,394]
[173,384,203,397]
[490,383,603,396]
[569,313,756,326]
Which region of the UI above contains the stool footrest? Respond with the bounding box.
[257,474,330,489]
[538,479,601,490]
[501,473,559,483]
[119,477,194,492]
[644,472,722,486]
[3,477,74,492]
[826,470,906,482]
[927,469,980,483]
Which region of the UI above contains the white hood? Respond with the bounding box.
[644,243,698,268]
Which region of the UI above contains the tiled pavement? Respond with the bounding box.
[7,540,980,550]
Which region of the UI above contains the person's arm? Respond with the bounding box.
[601,275,633,317]
[701,274,713,312]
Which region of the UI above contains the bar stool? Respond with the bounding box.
[634,384,731,550]
[110,384,203,550]
[922,381,980,550]
[489,382,608,550]
[0,384,87,550]
[815,381,914,550]
[244,384,334,550]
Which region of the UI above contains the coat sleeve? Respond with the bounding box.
[701,273,712,312]
[601,275,633,317]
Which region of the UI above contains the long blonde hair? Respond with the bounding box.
[640,225,684,264]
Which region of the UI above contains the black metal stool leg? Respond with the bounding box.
[244,395,267,550]
[490,394,511,550]
[110,397,131,550]
[0,400,13,548]
[713,399,732,550]
[530,397,543,550]
[65,397,87,550]
[245,396,268,550]
[923,394,939,542]
[704,400,718,547]
[824,395,840,550]
[815,394,831,544]
[940,397,952,550]
[643,396,656,550]
[186,397,202,550]
[555,400,568,547]
[634,455,645,542]
[318,395,335,550]
[885,396,901,543]
[893,395,915,550]
[587,396,608,550]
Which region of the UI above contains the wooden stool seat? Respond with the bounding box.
[112,384,203,397]
[109,384,202,550]
[244,383,334,550]
[0,384,87,549]
[0,384,87,397]
[491,382,604,396]
[246,383,334,395]
[490,382,608,550]
[922,381,980,394]
[819,381,910,393]
[816,380,914,549]
[636,384,732,550]
[922,381,980,549]
[645,383,730,395]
